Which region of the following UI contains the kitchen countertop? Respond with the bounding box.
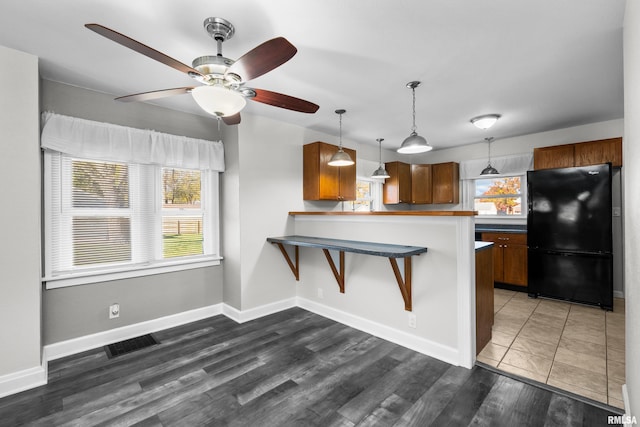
[475,241,494,251]
[475,224,527,234]
[290,211,477,217]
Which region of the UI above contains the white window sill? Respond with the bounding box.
[43,256,223,289]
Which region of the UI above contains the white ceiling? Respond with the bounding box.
[0,0,625,150]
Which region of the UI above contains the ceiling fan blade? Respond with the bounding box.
[115,87,195,102]
[222,113,241,125]
[85,23,203,78]
[229,37,297,82]
[250,89,319,113]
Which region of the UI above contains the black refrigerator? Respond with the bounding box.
[527,163,613,310]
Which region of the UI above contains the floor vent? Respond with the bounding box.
[105,334,160,359]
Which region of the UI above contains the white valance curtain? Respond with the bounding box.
[41,112,225,171]
[459,153,533,180]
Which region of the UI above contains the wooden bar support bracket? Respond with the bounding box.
[267,236,427,311]
[389,257,413,311]
[322,249,345,293]
[275,243,299,281]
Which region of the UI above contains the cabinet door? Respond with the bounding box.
[432,162,459,204]
[411,164,432,204]
[574,138,622,167]
[533,145,575,170]
[383,162,411,204]
[338,147,357,200]
[503,244,528,287]
[482,232,527,286]
[317,143,341,200]
[481,233,504,282]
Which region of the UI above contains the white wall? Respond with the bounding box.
[623,0,639,416]
[0,46,42,383]
[293,215,475,367]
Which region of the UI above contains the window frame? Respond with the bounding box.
[346,177,383,212]
[472,174,527,219]
[43,152,221,289]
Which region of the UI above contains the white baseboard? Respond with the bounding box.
[622,383,630,416]
[296,297,460,366]
[223,298,297,323]
[45,304,223,361]
[0,350,47,399]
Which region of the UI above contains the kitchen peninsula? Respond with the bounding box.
[284,210,479,368]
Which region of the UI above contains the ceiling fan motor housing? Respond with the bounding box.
[203,17,234,42]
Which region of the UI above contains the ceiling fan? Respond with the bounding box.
[85,17,319,125]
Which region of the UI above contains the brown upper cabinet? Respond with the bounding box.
[432,162,460,204]
[383,161,459,205]
[534,137,622,170]
[574,138,623,167]
[411,164,432,204]
[383,161,412,204]
[303,141,356,201]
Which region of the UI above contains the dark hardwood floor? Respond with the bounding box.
[0,308,623,426]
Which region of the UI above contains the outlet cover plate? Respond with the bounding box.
[109,303,120,319]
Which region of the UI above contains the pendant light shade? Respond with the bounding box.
[371,138,390,179]
[328,109,354,167]
[397,81,432,154]
[480,137,499,175]
[191,84,246,117]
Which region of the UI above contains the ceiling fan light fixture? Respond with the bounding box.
[328,109,355,167]
[471,114,501,130]
[191,85,246,117]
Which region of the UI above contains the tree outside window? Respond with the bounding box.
[474,176,523,216]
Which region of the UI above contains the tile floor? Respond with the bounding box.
[477,289,626,409]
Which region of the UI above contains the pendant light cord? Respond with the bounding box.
[411,87,417,133]
[339,112,343,148]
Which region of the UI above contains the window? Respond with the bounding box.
[162,168,203,258]
[44,153,220,287]
[347,178,382,211]
[474,175,525,216]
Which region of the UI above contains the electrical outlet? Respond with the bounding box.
[109,303,120,319]
[408,313,416,328]
[317,288,324,299]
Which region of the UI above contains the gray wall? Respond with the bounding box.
[0,46,42,376]
[41,80,224,345]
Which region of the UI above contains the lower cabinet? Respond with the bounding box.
[475,245,494,354]
[481,232,527,287]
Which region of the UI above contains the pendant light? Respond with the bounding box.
[371,138,390,179]
[397,81,432,154]
[480,137,499,175]
[328,109,354,166]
